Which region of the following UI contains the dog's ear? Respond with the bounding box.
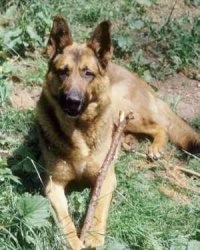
[47,16,73,59]
[87,21,113,68]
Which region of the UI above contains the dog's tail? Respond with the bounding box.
[157,99,200,154]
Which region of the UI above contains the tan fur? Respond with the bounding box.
[37,16,200,250]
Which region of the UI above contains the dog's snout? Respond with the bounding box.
[60,90,84,117]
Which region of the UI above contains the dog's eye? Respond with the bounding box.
[57,67,69,79]
[83,68,95,79]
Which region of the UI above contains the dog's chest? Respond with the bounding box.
[70,129,92,177]
[70,126,112,178]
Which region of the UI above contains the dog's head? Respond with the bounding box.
[45,16,113,117]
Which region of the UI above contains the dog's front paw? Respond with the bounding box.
[83,231,105,249]
[147,144,164,160]
[63,237,85,250]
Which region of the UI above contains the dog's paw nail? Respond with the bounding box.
[147,145,165,160]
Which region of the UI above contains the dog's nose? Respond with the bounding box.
[66,93,81,110]
[60,90,83,116]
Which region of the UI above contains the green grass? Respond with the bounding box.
[0,0,200,249]
[108,152,200,250]
[0,172,63,249]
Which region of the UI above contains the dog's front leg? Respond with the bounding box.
[83,165,117,248]
[45,179,84,250]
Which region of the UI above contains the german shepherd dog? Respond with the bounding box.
[37,16,200,249]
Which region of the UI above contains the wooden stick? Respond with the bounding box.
[175,166,200,178]
[80,112,133,244]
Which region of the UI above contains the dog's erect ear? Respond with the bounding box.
[87,21,113,68]
[47,16,73,59]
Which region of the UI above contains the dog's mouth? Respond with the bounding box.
[59,91,86,117]
[63,106,83,117]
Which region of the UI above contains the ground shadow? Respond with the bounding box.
[7,122,44,193]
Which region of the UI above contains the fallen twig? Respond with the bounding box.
[182,149,200,161]
[134,151,200,178]
[133,151,200,193]
[80,112,133,244]
[175,166,200,179]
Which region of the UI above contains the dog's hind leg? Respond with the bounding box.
[83,165,117,248]
[45,179,84,250]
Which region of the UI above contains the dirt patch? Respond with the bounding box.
[10,84,41,110]
[152,73,200,121]
[159,185,190,204]
[148,0,200,23]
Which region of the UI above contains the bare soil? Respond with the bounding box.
[148,0,200,23]
[10,84,41,110]
[152,73,200,121]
